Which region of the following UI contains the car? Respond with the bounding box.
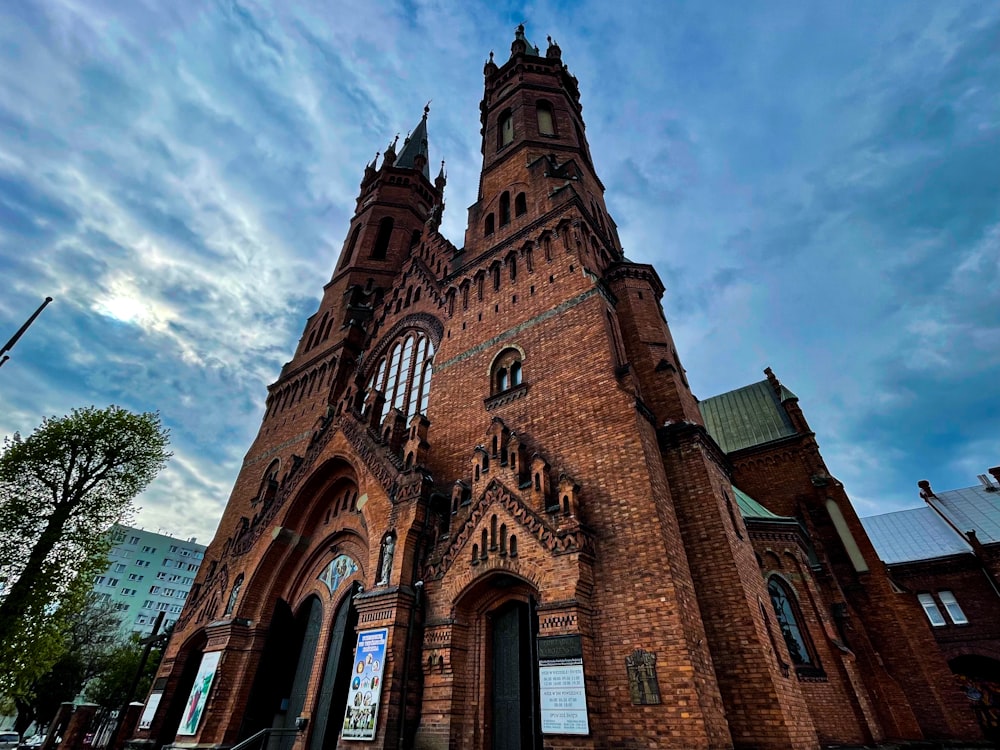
[1,732,20,750]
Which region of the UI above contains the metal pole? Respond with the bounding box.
[0,296,53,368]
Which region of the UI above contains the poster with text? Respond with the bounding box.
[341,628,388,741]
[178,651,221,735]
[138,692,162,730]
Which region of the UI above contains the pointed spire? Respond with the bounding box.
[383,134,399,167]
[362,151,379,184]
[546,35,562,60]
[395,106,431,179]
[510,23,540,58]
[435,160,447,191]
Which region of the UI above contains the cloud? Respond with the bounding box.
[1,0,998,543]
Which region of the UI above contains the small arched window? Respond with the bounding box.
[485,214,495,236]
[499,110,514,147]
[514,193,527,217]
[372,217,394,260]
[768,577,816,668]
[491,347,524,394]
[510,361,522,386]
[537,101,555,136]
[500,192,511,226]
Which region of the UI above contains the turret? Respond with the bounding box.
[331,108,443,281]
[464,25,616,259]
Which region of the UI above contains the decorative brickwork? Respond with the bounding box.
[138,25,984,750]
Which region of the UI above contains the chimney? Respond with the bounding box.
[918,480,935,500]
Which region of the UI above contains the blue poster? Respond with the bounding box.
[341,627,388,741]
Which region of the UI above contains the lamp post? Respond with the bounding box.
[0,296,53,369]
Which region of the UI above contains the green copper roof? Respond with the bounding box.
[700,380,797,453]
[733,486,788,521]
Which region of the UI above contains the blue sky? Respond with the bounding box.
[0,1,997,543]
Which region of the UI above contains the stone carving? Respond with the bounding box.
[626,649,661,705]
[340,411,400,492]
[378,534,396,586]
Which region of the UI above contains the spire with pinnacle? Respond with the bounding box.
[395,103,431,179]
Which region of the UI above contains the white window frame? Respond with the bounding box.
[937,590,968,624]
[917,593,946,627]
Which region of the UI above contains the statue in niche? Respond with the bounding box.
[626,649,661,705]
[378,534,396,586]
[224,574,244,616]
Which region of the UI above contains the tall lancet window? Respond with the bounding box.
[537,101,555,136]
[367,331,436,422]
[499,110,514,147]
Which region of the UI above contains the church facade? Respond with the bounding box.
[136,28,982,750]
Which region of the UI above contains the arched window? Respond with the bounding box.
[372,217,393,259]
[485,214,495,236]
[768,577,817,668]
[499,109,514,147]
[366,331,436,422]
[510,361,522,386]
[491,347,524,394]
[339,225,361,270]
[254,460,280,505]
[499,192,511,226]
[514,192,527,217]
[537,101,555,136]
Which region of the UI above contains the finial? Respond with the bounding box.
[424,100,431,118]
[547,35,552,44]
[393,134,399,148]
[489,50,494,62]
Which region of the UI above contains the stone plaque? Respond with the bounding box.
[625,649,661,705]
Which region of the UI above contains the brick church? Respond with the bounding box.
[136,27,984,750]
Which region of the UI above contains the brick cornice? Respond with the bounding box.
[657,420,732,474]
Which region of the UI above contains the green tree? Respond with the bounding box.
[84,628,168,710]
[0,406,170,702]
[6,593,126,735]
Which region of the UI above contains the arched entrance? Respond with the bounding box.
[949,654,1000,742]
[454,573,541,750]
[310,584,361,750]
[490,599,538,750]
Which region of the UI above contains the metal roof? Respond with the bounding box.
[699,380,797,453]
[733,486,788,521]
[861,507,973,564]
[927,484,1000,544]
[395,113,431,180]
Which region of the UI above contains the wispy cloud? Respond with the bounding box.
[1,0,998,542]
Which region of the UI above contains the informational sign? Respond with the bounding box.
[341,628,388,741]
[178,650,221,735]
[138,692,162,730]
[537,635,589,736]
[539,658,589,735]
